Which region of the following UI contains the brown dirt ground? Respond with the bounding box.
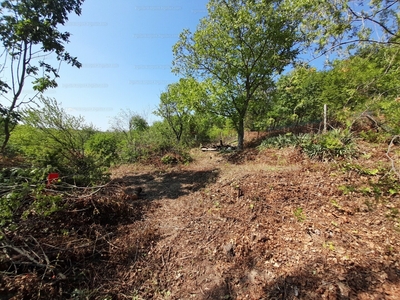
[1,135,400,299]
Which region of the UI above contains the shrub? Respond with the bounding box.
[161,154,178,165]
[359,130,390,143]
[0,166,62,227]
[302,129,355,160]
[85,132,119,166]
[259,129,356,160]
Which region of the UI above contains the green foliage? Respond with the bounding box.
[258,132,313,149]
[338,185,356,195]
[359,130,390,144]
[161,154,178,165]
[0,0,84,151]
[173,0,300,149]
[268,43,400,134]
[341,163,383,176]
[285,0,400,55]
[129,115,149,132]
[161,149,192,165]
[302,129,355,160]
[155,78,214,146]
[0,165,59,226]
[259,129,355,160]
[293,207,306,222]
[85,132,119,167]
[110,110,156,163]
[271,65,325,127]
[17,98,109,185]
[339,163,400,200]
[22,193,63,219]
[207,121,236,144]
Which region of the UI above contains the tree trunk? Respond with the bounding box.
[237,117,245,151]
[1,116,10,154]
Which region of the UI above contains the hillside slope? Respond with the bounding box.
[1,143,400,299]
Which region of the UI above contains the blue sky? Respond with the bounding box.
[40,0,209,130]
[1,1,393,131]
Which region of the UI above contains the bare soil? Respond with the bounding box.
[1,137,400,299]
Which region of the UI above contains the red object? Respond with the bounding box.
[47,173,59,187]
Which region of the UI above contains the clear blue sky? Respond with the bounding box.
[41,0,209,131]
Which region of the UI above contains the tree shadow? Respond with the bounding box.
[202,255,400,299]
[120,169,220,201]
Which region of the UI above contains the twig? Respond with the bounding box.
[0,243,52,269]
[385,135,400,181]
[30,236,50,266]
[78,187,103,199]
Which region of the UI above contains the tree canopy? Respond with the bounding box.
[285,0,400,58]
[173,0,301,149]
[0,0,84,152]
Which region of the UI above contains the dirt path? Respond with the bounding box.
[108,147,400,299]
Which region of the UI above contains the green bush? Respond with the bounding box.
[258,132,313,149]
[161,154,178,165]
[85,132,119,166]
[0,166,61,227]
[359,130,390,143]
[259,129,355,160]
[302,129,355,160]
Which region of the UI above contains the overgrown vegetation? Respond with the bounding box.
[259,129,356,161]
[0,0,399,298]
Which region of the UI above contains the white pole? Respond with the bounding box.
[323,104,327,133]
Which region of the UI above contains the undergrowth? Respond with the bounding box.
[258,129,356,160]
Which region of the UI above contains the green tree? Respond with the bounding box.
[155,78,208,144]
[110,109,149,162]
[271,43,400,130]
[110,109,148,143]
[271,65,326,127]
[286,0,400,57]
[129,114,149,132]
[0,0,84,153]
[173,0,300,150]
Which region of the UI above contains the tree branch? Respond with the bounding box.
[386,135,400,181]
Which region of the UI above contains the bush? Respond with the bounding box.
[85,132,119,166]
[258,132,313,149]
[0,166,61,227]
[259,129,356,160]
[161,154,178,165]
[302,129,356,160]
[161,149,192,165]
[359,130,390,143]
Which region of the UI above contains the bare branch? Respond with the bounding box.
[386,135,400,181]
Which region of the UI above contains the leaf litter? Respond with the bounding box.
[1,141,400,299]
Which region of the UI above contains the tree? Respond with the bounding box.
[110,109,148,144]
[286,0,400,58]
[0,0,84,153]
[173,0,300,150]
[271,65,326,127]
[129,114,149,132]
[109,109,149,162]
[155,77,208,144]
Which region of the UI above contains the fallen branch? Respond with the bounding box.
[385,135,400,181]
[0,242,53,270]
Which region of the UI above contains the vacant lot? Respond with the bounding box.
[1,142,400,299]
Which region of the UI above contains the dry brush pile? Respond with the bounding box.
[0,143,399,299]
